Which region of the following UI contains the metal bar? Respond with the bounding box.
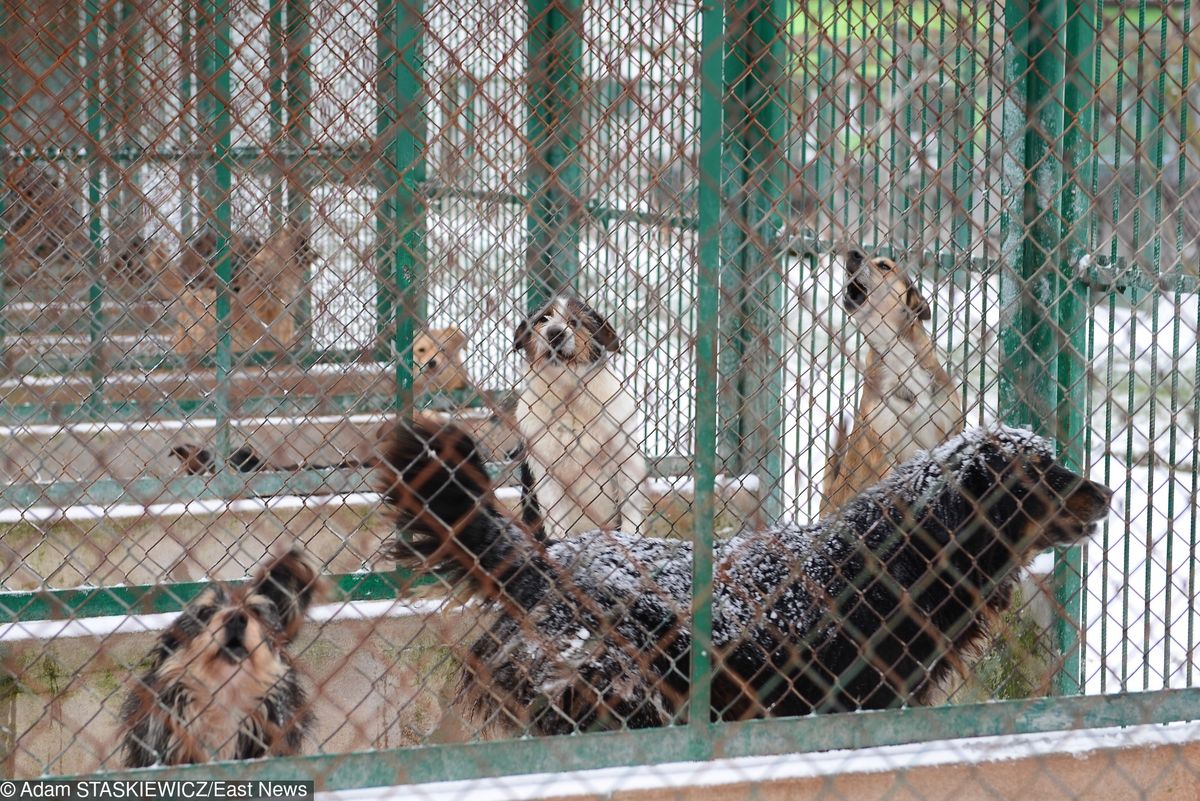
[1133,0,1152,694]
[724,0,788,520]
[179,3,196,238]
[1177,0,1195,688]
[197,0,236,484]
[65,688,1200,789]
[5,342,376,375]
[688,0,723,748]
[0,387,511,427]
[525,0,583,308]
[286,0,313,346]
[114,0,144,248]
[269,0,286,228]
[716,3,748,476]
[83,0,107,418]
[1052,0,1097,696]
[391,0,423,407]
[0,440,689,526]
[1108,4,1133,691]
[0,468,377,511]
[0,6,7,374]
[0,570,436,623]
[424,183,701,231]
[998,0,1064,433]
[375,0,423,402]
[998,1,1029,426]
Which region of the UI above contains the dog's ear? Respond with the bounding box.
[905,278,932,321]
[434,326,468,355]
[251,547,324,642]
[587,309,621,353]
[513,319,534,354]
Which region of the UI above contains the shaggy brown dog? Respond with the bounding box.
[119,547,324,766]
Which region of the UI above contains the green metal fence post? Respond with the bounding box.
[198,0,236,473]
[716,11,747,477]
[1001,0,1090,696]
[1053,0,1098,697]
[998,0,1062,433]
[269,0,286,228]
[525,0,582,309]
[180,4,195,240]
[0,4,6,372]
[689,0,723,752]
[725,0,788,520]
[84,0,107,417]
[111,0,144,254]
[376,0,424,409]
[286,0,313,350]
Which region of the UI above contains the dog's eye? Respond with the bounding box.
[189,605,218,627]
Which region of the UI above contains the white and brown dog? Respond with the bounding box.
[820,248,964,515]
[514,296,648,538]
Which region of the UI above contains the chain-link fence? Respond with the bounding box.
[1,0,1198,794]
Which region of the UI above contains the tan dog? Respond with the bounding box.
[413,326,470,394]
[161,224,313,355]
[820,248,964,515]
[2,164,87,287]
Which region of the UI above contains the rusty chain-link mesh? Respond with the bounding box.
[1,0,1198,796]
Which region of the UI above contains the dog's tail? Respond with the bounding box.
[375,417,547,605]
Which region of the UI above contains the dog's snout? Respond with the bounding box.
[546,326,567,348]
[1065,478,1114,523]
[846,247,868,270]
[226,611,247,643]
[844,279,868,311]
[426,356,438,371]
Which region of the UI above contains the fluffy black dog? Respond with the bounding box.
[377,420,1111,734]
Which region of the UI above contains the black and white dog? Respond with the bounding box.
[513,296,648,538]
[377,419,1111,733]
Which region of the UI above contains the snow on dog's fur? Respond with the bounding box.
[119,547,324,766]
[377,418,1111,733]
[513,296,648,538]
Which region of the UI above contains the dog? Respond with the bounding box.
[413,326,471,395]
[2,163,87,286]
[513,296,648,538]
[170,443,373,475]
[119,547,324,766]
[377,418,1111,733]
[160,223,314,355]
[820,247,964,514]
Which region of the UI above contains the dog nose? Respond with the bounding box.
[226,611,247,643]
[426,356,439,371]
[546,326,567,349]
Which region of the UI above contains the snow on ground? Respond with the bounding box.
[0,598,446,643]
[318,721,1200,801]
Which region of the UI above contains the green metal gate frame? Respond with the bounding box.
[2,0,1198,789]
